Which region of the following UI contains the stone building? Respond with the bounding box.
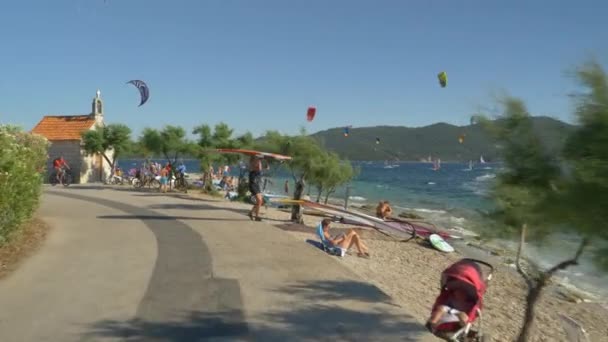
[31,90,113,183]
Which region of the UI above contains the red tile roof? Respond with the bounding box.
[31,115,97,141]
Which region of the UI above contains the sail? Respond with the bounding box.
[480,155,486,163]
[278,199,457,240]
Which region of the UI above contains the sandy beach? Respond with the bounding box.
[174,188,608,342]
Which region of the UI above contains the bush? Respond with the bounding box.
[0,125,49,245]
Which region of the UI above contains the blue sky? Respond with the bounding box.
[1,0,606,138]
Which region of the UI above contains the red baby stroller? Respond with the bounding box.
[426,258,494,342]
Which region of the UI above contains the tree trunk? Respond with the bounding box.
[323,188,335,204]
[516,238,589,342]
[291,178,305,223]
[517,283,543,342]
[203,171,214,192]
[315,186,323,203]
[101,153,114,182]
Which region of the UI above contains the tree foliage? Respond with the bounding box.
[261,130,355,221]
[480,60,608,341]
[192,122,253,194]
[139,125,196,165]
[309,151,355,204]
[81,124,132,176]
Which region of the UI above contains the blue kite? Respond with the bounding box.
[127,80,150,107]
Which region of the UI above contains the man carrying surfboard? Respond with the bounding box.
[248,155,269,221]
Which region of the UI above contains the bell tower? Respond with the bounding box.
[91,89,104,126]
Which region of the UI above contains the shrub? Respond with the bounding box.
[0,125,49,245]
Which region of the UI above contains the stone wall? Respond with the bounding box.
[47,140,83,183]
[80,147,113,183]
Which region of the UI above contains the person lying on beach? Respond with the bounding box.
[318,219,370,258]
[376,200,392,219]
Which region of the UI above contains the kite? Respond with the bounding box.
[343,126,351,137]
[127,80,150,107]
[437,71,447,88]
[375,137,380,144]
[470,115,481,125]
[306,106,316,122]
[458,134,466,144]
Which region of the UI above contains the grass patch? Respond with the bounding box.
[0,218,50,280]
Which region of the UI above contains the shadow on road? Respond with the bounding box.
[84,280,427,341]
[97,215,249,222]
[275,280,398,307]
[147,203,292,223]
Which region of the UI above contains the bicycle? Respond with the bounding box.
[174,172,189,193]
[133,172,160,190]
[49,167,72,187]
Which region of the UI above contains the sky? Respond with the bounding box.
[0,0,607,138]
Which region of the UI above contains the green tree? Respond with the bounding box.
[82,124,132,178]
[193,122,253,194]
[309,151,355,204]
[262,130,327,222]
[139,126,197,165]
[480,61,608,341]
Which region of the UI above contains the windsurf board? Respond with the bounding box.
[429,234,454,253]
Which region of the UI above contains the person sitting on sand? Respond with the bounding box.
[318,219,370,258]
[376,200,392,219]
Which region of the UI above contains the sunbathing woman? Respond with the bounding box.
[318,219,370,258]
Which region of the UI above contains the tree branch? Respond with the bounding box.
[545,237,589,278]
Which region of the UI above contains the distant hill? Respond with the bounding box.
[310,116,574,162]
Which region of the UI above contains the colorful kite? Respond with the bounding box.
[127,80,150,107]
[458,134,466,144]
[437,71,447,88]
[306,106,316,122]
[343,126,351,137]
[375,137,380,144]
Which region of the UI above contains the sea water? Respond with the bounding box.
[120,159,607,299]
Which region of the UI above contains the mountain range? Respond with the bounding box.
[310,116,574,162]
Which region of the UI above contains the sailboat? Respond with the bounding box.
[432,158,441,171]
[480,155,486,164]
[467,160,473,171]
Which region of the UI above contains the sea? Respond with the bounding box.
[119,158,607,300]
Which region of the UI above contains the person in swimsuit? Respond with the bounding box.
[159,164,169,193]
[248,155,269,221]
[318,219,370,258]
[376,200,392,219]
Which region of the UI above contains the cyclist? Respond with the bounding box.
[53,155,70,185]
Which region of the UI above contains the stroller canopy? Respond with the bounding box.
[441,259,487,303]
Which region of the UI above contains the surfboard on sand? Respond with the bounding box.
[212,148,292,161]
[429,234,454,253]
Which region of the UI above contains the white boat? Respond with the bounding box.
[468,160,473,170]
[480,155,486,164]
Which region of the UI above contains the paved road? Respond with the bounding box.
[0,185,436,341]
